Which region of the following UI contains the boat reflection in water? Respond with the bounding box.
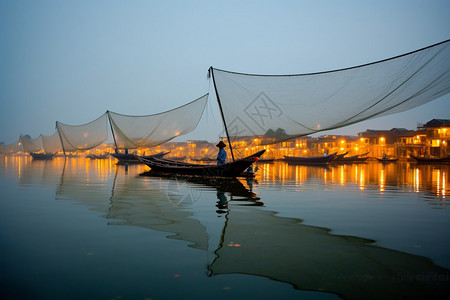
[209,203,450,299]
[11,157,450,299]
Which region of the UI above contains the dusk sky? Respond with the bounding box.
[1,0,449,144]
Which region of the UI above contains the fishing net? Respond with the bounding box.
[0,141,22,154]
[56,112,109,151]
[210,39,450,146]
[41,132,63,154]
[107,94,208,149]
[19,135,43,153]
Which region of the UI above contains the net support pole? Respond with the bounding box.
[209,67,235,161]
[106,111,119,154]
[55,121,66,157]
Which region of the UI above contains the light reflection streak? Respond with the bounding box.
[379,169,385,192]
[434,169,440,196]
[358,166,365,190]
[414,168,420,193]
[340,165,345,186]
[443,171,447,198]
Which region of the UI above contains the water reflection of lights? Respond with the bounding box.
[339,165,345,186]
[295,166,301,186]
[433,169,447,198]
[434,169,440,196]
[3,157,450,199]
[414,168,420,193]
[356,165,365,190]
[443,172,447,198]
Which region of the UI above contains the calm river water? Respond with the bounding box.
[1,156,449,300]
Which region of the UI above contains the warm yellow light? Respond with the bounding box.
[380,137,385,142]
[360,138,364,142]
[340,140,345,144]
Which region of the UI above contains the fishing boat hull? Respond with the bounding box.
[30,152,55,160]
[334,155,369,164]
[256,158,275,163]
[86,153,110,159]
[376,158,399,163]
[138,150,266,177]
[410,155,450,163]
[284,154,336,165]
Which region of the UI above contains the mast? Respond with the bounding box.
[209,67,235,161]
[106,111,119,153]
[55,121,66,157]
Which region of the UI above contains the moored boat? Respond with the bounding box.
[334,152,370,163]
[410,155,450,163]
[284,153,337,165]
[86,153,110,159]
[256,158,275,163]
[335,155,369,163]
[30,152,55,160]
[376,157,398,163]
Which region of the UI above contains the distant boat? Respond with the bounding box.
[335,155,369,163]
[410,155,450,163]
[30,152,55,160]
[256,158,275,163]
[284,153,337,164]
[86,153,110,159]
[376,157,398,163]
[334,152,370,164]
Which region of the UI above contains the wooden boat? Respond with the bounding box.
[284,153,337,164]
[86,153,110,159]
[410,155,450,163]
[138,150,266,177]
[334,152,370,163]
[111,151,169,164]
[335,155,369,163]
[256,158,275,163]
[376,157,398,163]
[30,152,55,160]
[335,152,348,159]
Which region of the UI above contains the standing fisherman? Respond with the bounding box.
[216,141,227,165]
